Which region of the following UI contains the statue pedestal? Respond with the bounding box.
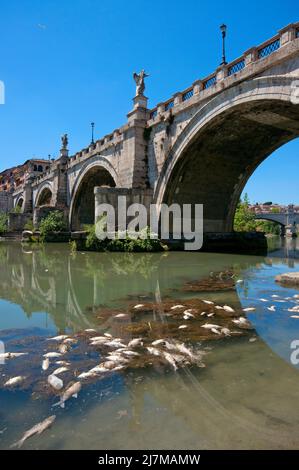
[127,95,148,123]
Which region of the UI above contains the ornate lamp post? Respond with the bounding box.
[220,24,227,65]
[91,122,95,144]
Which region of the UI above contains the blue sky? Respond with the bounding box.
[0,0,298,204]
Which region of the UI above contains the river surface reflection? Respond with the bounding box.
[0,238,299,449]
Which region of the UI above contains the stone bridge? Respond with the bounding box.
[11,23,299,238]
[255,205,299,235]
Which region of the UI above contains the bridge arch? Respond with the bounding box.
[35,182,53,208]
[69,156,117,230]
[153,76,299,233]
[15,195,24,212]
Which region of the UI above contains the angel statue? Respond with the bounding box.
[133,69,149,96]
[61,133,68,150]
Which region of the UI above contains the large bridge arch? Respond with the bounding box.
[69,156,117,230]
[35,182,54,208]
[153,76,299,233]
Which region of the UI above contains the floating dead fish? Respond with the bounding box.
[128,338,143,348]
[200,312,207,316]
[220,327,231,336]
[85,329,96,333]
[11,415,56,449]
[271,295,280,298]
[43,352,62,358]
[55,361,70,366]
[0,352,28,360]
[52,367,69,376]
[178,325,188,329]
[42,358,50,371]
[47,335,69,342]
[201,323,221,330]
[147,347,161,357]
[63,338,77,345]
[215,306,224,310]
[170,305,185,310]
[232,317,250,327]
[183,309,195,320]
[107,354,128,363]
[249,337,257,343]
[267,306,276,312]
[104,340,127,349]
[122,350,140,357]
[211,328,221,335]
[114,313,128,319]
[288,306,299,313]
[4,376,26,387]
[152,339,166,346]
[58,344,69,354]
[162,351,178,370]
[104,333,112,338]
[223,305,235,313]
[54,382,81,409]
[203,300,214,305]
[89,336,107,343]
[290,315,299,319]
[294,295,299,299]
[48,374,63,391]
[236,280,243,284]
[243,307,256,312]
[207,313,214,317]
[133,304,145,309]
[259,298,268,302]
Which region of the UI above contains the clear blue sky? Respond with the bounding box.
[0,0,298,204]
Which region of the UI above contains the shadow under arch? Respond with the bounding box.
[69,158,117,230]
[153,76,299,234]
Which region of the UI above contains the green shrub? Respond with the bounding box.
[39,211,66,241]
[85,224,166,252]
[0,212,8,234]
[24,219,34,231]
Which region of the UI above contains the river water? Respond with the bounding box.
[0,237,299,450]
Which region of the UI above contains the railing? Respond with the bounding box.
[228,59,245,76]
[203,75,217,89]
[182,89,194,101]
[165,100,174,111]
[258,38,280,58]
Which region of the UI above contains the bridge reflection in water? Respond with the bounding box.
[0,239,298,334]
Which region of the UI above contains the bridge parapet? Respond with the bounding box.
[147,22,299,125]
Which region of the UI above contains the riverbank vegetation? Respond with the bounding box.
[0,212,8,234]
[234,194,280,235]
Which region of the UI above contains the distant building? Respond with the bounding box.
[0,159,50,212]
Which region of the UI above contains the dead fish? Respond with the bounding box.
[232,317,250,326]
[152,339,166,346]
[104,340,127,349]
[175,342,201,361]
[267,306,276,312]
[215,306,224,310]
[42,358,50,371]
[114,313,128,319]
[85,329,96,333]
[63,338,77,345]
[211,328,221,335]
[107,354,128,363]
[162,351,177,370]
[53,382,81,408]
[0,352,28,360]
[220,327,231,336]
[294,295,299,299]
[104,333,112,338]
[43,352,62,358]
[11,415,56,449]
[170,305,185,310]
[290,315,299,319]
[47,335,69,342]
[147,347,161,356]
[203,300,214,305]
[271,295,280,298]
[201,323,221,330]
[288,306,299,313]
[183,309,195,320]
[4,376,26,387]
[200,312,207,316]
[78,365,106,379]
[259,298,268,302]
[236,279,243,284]
[178,325,188,329]
[207,313,214,317]
[133,304,145,309]
[122,350,140,357]
[223,305,235,313]
[52,367,69,376]
[55,361,70,366]
[58,344,69,354]
[243,307,256,312]
[90,336,107,344]
[249,337,257,343]
[128,338,143,348]
[48,374,63,391]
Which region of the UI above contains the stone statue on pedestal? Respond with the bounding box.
[133,70,149,96]
[61,134,68,150]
